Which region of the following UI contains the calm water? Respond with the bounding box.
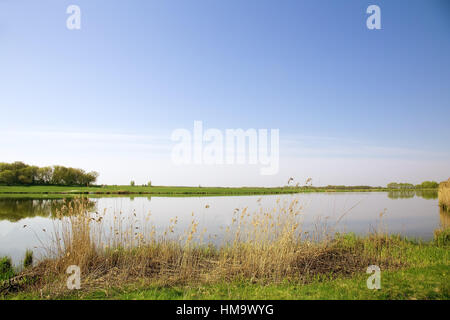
[0,191,444,264]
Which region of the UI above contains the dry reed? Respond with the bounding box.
[438,179,450,212]
[10,198,399,295]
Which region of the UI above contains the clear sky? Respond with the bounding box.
[1,0,449,186]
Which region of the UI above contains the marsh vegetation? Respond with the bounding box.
[439,179,450,212]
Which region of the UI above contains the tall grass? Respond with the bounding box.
[7,198,407,295]
[0,257,14,282]
[438,179,450,212]
[436,180,450,246]
[23,250,33,269]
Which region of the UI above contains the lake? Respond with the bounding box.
[0,190,444,265]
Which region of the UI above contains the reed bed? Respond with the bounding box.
[4,198,403,296]
[438,179,450,212]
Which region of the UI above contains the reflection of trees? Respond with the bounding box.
[415,190,438,200]
[0,198,96,222]
[388,190,438,200]
[388,190,415,199]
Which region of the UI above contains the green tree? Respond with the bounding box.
[0,162,98,186]
[387,182,399,189]
[0,170,15,185]
[80,171,99,186]
[36,167,53,184]
[418,181,439,189]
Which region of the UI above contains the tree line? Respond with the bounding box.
[0,162,99,186]
[387,181,439,189]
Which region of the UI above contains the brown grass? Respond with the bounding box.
[4,198,402,296]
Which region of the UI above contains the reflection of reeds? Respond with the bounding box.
[438,179,450,212]
[434,206,450,246]
[434,195,450,246]
[439,206,450,229]
[22,198,401,295]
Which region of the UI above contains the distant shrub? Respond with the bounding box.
[130,181,135,186]
[419,181,439,189]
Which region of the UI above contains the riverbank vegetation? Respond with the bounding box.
[0,185,383,196]
[439,179,450,212]
[0,185,440,197]
[1,198,448,300]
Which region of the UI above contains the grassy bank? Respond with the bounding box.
[1,199,448,300]
[0,185,438,196]
[14,264,447,300]
[439,179,450,212]
[3,236,448,300]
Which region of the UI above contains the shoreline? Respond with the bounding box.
[0,185,438,197]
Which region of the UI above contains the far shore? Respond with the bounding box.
[0,185,439,197]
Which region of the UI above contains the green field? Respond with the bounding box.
[0,185,393,196]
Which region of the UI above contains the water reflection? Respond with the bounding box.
[0,198,96,222]
[440,206,450,229]
[387,190,438,200]
[0,192,442,264]
[0,191,438,221]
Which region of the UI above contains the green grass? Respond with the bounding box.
[87,265,450,300]
[0,257,14,282]
[0,185,399,196]
[23,250,33,269]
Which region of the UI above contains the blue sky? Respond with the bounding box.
[1,0,449,186]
